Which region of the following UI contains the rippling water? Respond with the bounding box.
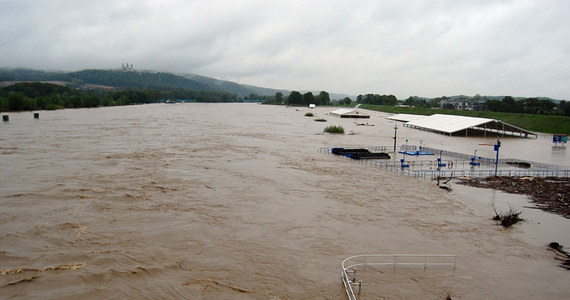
[1,103,569,299]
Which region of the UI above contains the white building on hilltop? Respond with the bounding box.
[122,63,135,72]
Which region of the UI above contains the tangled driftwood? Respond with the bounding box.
[548,242,570,270]
[457,177,570,219]
[436,173,453,191]
[493,207,524,228]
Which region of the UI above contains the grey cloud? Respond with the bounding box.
[1,0,569,99]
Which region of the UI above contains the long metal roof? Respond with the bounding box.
[388,113,535,138]
[406,114,494,134]
[386,113,428,123]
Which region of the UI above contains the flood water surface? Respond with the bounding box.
[1,103,569,299]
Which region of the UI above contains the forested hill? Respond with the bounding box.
[0,68,284,97]
[71,70,213,90]
[0,68,212,91]
[184,74,288,99]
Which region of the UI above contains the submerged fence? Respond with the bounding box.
[319,146,570,179]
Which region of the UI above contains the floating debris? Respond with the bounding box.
[548,242,570,270]
[505,161,532,168]
[6,275,38,286]
[1,263,86,276]
[436,174,453,191]
[183,278,252,294]
[331,148,390,159]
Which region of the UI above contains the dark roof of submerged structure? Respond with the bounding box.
[387,113,536,138]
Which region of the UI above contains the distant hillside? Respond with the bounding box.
[0,68,62,82]
[0,68,296,98]
[183,74,289,98]
[0,68,214,91]
[0,68,359,99]
[1,68,564,102]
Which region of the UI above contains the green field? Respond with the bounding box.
[359,104,570,135]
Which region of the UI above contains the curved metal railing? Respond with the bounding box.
[341,254,457,300]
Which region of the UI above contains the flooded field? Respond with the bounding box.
[1,103,569,299]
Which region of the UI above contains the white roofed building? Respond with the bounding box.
[387,113,536,138]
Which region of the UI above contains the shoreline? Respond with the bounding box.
[456,176,570,219]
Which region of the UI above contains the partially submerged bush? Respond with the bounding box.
[493,208,524,228]
[324,125,344,134]
[314,118,327,122]
[304,112,314,117]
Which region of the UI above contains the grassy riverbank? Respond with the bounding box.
[360,104,570,135]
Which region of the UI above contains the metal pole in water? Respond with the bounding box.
[393,124,398,152]
[494,138,501,176]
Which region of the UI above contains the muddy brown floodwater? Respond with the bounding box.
[1,103,569,299]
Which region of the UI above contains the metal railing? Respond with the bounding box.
[319,146,570,179]
[341,254,457,300]
[406,168,570,179]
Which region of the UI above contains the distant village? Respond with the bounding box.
[408,95,553,112]
[398,97,483,111]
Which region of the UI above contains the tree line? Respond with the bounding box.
[264,91,334,106]
[403,95,570,116]
[484,96,569,116]
[264,91,399,107]
[356,94,398,106]
[3,81,568,118]
[0,82,241,112]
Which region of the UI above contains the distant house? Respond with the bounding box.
[454,100,472,111]
[440,99,476,111]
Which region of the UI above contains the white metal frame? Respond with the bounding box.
[341,254,457,300]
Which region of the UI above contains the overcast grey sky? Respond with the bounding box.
[1,0,569,99]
